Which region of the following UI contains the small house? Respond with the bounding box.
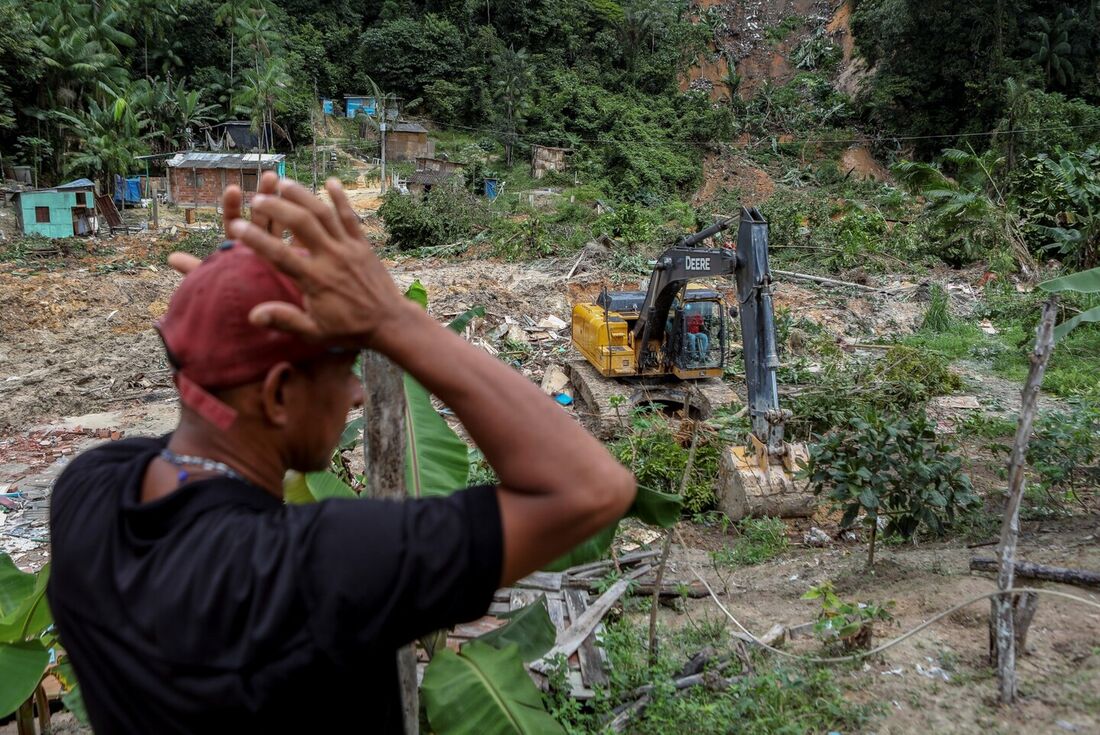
[166,152,286,208]
[406,158,465,197]
[385,122,433,162]
[344,96,402,120]
[531,145,572,179]
[202,121,273,152]
[15,179,98,238]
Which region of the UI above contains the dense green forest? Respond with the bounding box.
[1,0,1099,266]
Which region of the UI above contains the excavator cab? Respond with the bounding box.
[666,290,728,378]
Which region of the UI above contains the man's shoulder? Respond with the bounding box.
[53,435,166,504]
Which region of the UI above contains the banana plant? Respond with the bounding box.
[0,555,84,730]
[1039,267,1100,339]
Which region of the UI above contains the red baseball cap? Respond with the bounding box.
[156,242,336,430]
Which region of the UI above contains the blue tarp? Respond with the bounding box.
[322,99,334,116]
[113,175,141,205]
[484,178,500,201]
[58,178,95,190]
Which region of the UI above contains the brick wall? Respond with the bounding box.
[168,167,271,207]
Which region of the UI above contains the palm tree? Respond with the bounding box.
[55,95,148,191]
[1026,13,1076,88]
[893,147,1037,277]
[214,0,250,114]
[490,46,532,168]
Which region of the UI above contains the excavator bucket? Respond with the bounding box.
[715,208,815,521]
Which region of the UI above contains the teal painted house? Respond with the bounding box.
[16,179,98,238]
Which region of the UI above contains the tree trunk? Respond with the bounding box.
[361,351,419,734]
[991,297,1058,705]
[971,558,1100,590]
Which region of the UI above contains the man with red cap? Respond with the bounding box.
[47,174,636,733]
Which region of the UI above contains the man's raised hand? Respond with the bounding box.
[228,178,408,347]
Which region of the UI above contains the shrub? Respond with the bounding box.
[710,517,788,568]
[611,409,720,515]
[378,185,487,250]
[802,582,895,652]
[801,409,978,566]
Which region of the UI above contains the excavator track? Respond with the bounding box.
[567,359,739,438]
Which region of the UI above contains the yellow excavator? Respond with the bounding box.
[570,207,812,521]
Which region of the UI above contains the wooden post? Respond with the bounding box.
[361,350,418,734]
[991,296,1058,704]
[312,78,318,194]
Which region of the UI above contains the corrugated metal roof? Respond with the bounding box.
[391,122,428,134]
[57,178,96,189]
[167,152,286,169]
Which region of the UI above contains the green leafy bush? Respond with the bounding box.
[378,186,487,251]
[802,581,895,652]
[1027,402,1100,505]
[611,409,720,515]
[710,517,788,567]
[802,409,978,566]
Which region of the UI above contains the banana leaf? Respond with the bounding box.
[476,595,556,662]
[422,641,564,735]
[0,564,50,643]
[1052,304,1100,340]
[0,555,34,617]
[405,280,428,308]
[541,521,618,572]
[1039,266,1100,294]
[338,417,363,451]
[629,486,683,528]
[282,471,357,504]
[449,306,486,333]
[0,641,49,718]
[404,375,470,498]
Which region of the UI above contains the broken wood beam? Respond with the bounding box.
[970,557,1100,589]
[530,577,632,675]
[564,578,708,598]
[773,269,884,292]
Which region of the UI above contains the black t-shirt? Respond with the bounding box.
[47,435,503,734]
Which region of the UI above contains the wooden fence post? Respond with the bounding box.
[991,296,1058,704]
[362,350,419,734]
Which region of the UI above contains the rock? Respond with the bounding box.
[506,324,528,343]
[540,364,570,395]
[804,527,832,547]
[537,315,567,331]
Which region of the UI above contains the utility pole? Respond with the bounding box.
[379,118,387,194]
[311,78,318,194]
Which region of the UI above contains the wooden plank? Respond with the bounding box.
[547,598,566,633]
[971,557,1100,589]
[565,588,608,687]
[531,577,631,675]
[510,588,541,611]
[452,617,505,639]
[515,571,564,592]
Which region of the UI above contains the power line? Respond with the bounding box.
[409,113,1100,150]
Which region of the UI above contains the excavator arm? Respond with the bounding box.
[631,218,738,369]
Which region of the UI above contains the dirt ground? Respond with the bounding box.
[2,201,1098,732]
[658,514,1100,735]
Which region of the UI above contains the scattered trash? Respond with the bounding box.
[540,364,570,395]
[978,319,998,335]
[537,315,567,331]
[915,660,950,682]
[803,527,832,547]
[930,395,981,410]
[1056,721,1083,732]
[554,393,574,406]
[881,667,904,676]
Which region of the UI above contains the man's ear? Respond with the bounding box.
[260,362,295,427]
